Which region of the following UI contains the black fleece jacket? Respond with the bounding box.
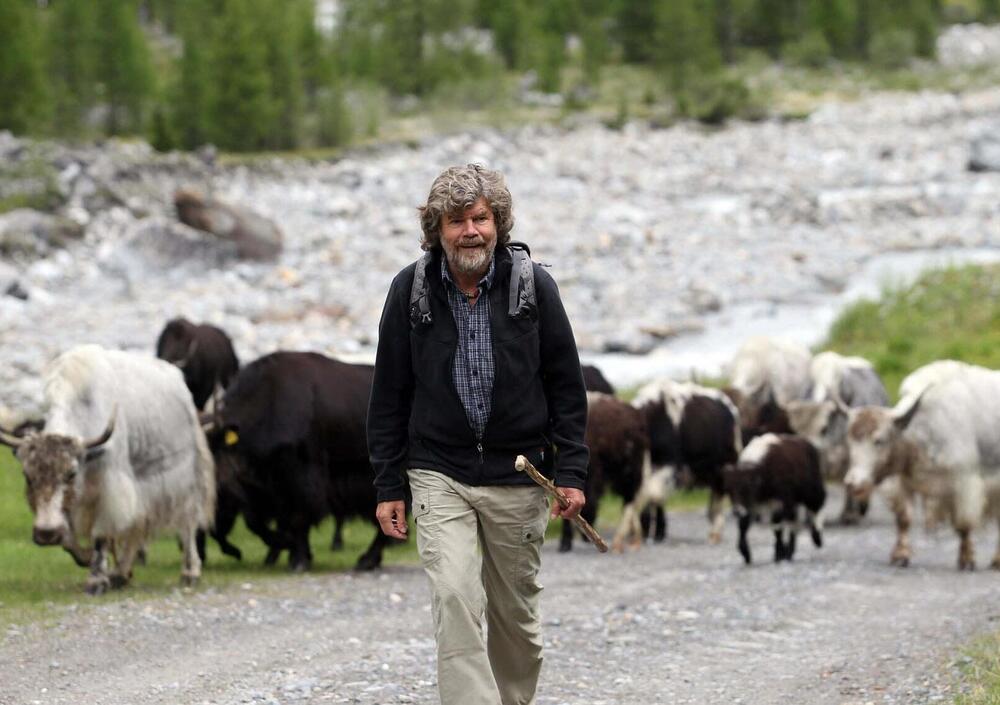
[367,245,589,503]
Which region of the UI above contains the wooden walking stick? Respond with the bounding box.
[515,455,608,553]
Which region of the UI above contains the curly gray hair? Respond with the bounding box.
[418,164,514,251]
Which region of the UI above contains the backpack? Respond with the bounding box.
[409,243,536,328]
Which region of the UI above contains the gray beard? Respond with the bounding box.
[443,240,495,277]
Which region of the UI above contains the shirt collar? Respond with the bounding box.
[440,252,496,292]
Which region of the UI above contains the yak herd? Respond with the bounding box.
[1,318,999,595]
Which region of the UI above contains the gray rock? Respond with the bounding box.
[937,23,1000,68]
[601,332,657,355]
[174,189,283,260]
[969,132,1000,172]
[0,208,83,261]
[0,261,22,298]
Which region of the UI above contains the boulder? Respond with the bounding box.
[0,261,27,300]
[0,208,83,261]
[969,132,1000,173]
[174,189,283,260]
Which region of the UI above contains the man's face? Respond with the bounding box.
[440,196,497,277]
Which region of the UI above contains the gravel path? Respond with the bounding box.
[1,487,997,705]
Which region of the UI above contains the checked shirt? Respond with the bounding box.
[441,256,496,440]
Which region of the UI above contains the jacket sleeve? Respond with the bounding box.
[367,269,415,503]
[535,265,589,490]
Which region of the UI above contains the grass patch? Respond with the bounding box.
[956,632,1000,705]
[0,446,419,627]
[820,264,1000,399]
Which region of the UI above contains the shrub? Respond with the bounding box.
[783,31,833,68]
[676,74,765,125]
[869,29,917,70]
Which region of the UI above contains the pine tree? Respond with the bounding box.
[173,0,215,149]
[93,0,154,135]
[47,0,96,136]
[0,1,49,134]
[209,0,272,151]
[578,5,609,85]
[806,0,856,58]
[258,0,304,149]
[379,0,427,95]
[617,0,659,63]
[296,0,328,107]
[655,0,722,93]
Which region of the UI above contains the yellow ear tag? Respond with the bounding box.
[224,430,239,446]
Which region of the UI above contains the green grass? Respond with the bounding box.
[820,264,1000,399]
[0,446,707,626]
[956,633,1000,705]
[0,446,419,626]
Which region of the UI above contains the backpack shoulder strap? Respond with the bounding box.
[507,245,536,319]
[409,252,434,328]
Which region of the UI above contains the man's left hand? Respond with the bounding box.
[551,487,586,519]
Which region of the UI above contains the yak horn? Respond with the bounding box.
[84,406,117,449]
[0,426,24,448]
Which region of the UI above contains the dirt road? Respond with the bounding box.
[1,489,997,705]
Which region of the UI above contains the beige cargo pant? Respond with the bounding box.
[408,468,549,705]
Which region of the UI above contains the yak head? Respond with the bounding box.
[843,391,923,502]
[156,318,200,371]
[0,412,114,547]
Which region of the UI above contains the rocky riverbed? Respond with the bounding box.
[1,83,1000,414]
[0,487,997,705]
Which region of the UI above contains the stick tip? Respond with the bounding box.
[514,455,527,472]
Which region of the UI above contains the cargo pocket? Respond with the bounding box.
[412,492,440,569]
[518,499,549,588]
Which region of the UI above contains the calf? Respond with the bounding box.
[156,318,240,411]
[561,392,647,552]
[582,364,615,395]
[156,317,243,561]
[632,380,742,544]
[725,434,825,564]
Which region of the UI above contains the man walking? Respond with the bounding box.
[368,164,589,705]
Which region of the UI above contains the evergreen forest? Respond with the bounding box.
[1,0,998,152]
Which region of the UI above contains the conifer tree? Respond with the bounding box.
[258,0,304,149]
[209,0,272,150]
[617,0,659,63]
[173,0,215,149]
[296,0,327,107]
[47,0,96,135]
[806,0,856,58]
[93,0,154,135]
[379,0,427,95]
[655,0,722,93]
[0,1,49,134]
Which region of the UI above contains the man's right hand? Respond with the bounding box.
[376,500,408,539]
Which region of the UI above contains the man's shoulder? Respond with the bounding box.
[529,260,560,295]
